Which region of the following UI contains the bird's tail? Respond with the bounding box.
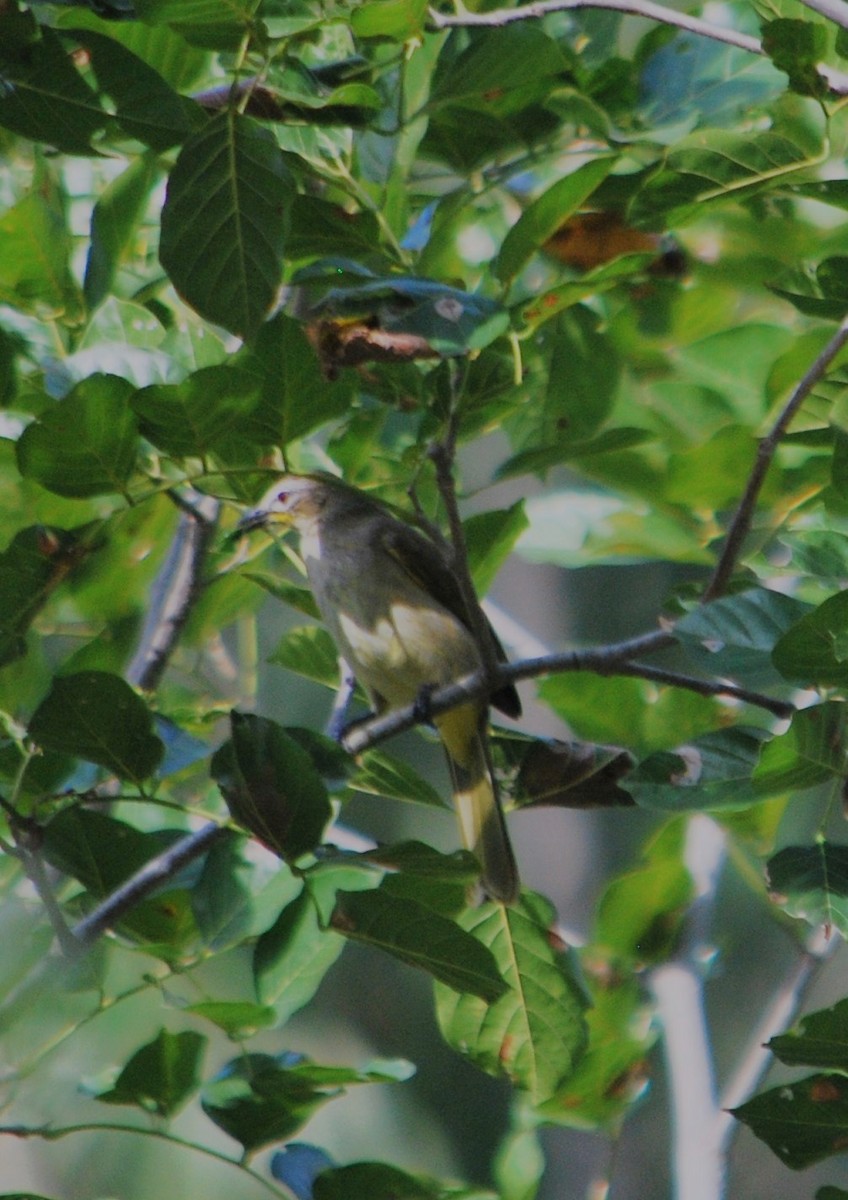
[439,704,519,904]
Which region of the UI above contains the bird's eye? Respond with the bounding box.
[276,491,289,504]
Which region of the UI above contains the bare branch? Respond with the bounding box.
[649,816,727,1200]
[703,315,848,601]
[427,0,848,92]
[429,0,761,53]
[70,822,226,948]
[126,490,220,691]
[797,0,848,30]
[12,822,79,956]
[341,637,792,755]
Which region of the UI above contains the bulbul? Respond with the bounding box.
[241,474,521,903]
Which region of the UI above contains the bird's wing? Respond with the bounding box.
[378,521,521,719]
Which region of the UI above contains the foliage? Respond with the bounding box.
[2,1,848,1198]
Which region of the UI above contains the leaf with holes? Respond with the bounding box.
[767,843,848,935]
[435,892,588,1101]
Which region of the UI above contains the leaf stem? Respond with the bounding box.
[0,1121,293,1199]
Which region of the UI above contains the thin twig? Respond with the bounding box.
[70,822,226,948]
[428,398,500,681]
[14,828,79,956]
[703,315,848,601]
[0,1122,292,1199]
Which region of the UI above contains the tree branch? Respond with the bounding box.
[703,314,848,601]
[649,815,727,1200]
[429,0,760,53]
[70,822,226,948]
[797,0,848,30]
[340,638,792,755]
[125,489,219,691]
[427,0,848,92]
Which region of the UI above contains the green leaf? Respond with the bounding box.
[773,590,848,687]
[200,1052,412,1153]
[159,112,294,339]
[0,22,105,153]
[269,625,342,690]
[676,588,813,685]
[761,18,830,97]
[633,126,825,222]
[0,525,92,667]
[61,27,197,150]
[594,857,693,963]
[84,155,161,309]
[429,25,567,112]
[767,842,848,935]
[753,704,846,796]
[243,314,356,446]
[254,890,345,1020]
[769,998,848,1070]
[435,893,588,1101]
[211,711,332,862]
[29,671,164,780]
[629,727,773,811]
[92,1029,206,1117]
[732,1074,848,1168]
[781,531,848,581]
[313,1163,443,1200]
[135,0,261,51]
[465,503,528,597]
[0,171,84,320]
[518,489,710,567]
[131,365,264,457]
[495,158,616,283]
[41,807,163,896]
[330,886,508,1001]
[286,196,383,263]
[16,374,138,499]
[538,977,655,1130]
[186,1002,276,1038]
[41,808,198,952]
[348,749,446,808]
[351,0,428,40]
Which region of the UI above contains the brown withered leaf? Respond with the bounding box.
[492,730,635,810]
[306,317,439,381]
[543,211,686,278]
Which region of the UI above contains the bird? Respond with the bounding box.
[240,473,521,903]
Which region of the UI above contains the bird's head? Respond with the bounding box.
[238,474,330,535]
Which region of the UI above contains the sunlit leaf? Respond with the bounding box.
[435,893,588,1101]
[92,1029,206,1117]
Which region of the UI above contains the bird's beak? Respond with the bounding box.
[237,507,271,534]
